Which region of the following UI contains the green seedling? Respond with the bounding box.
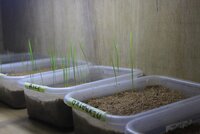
[79,43,89,67]
[61,58,66,87]
[70,44,77,85]
[79,42,90,83]
[129,32,134,87]
[113,39,120,73]
[21,54,30,75]
[28,40,44,84]
[28,40,35,70]
[28,40,36,83]
[110,39,120,85]
[50,52,57,85]
[111,57,117,85]
[61,48,72,87]
[67,48,71,85]
[62,56,70,87]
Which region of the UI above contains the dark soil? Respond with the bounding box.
[86,85,186,115]
[165,124,200,134]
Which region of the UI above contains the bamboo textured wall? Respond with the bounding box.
[1,0,200,82]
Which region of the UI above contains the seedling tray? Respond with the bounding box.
[20,66,142,128]
[64,76,200,134]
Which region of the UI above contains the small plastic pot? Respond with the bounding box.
[64,76,200,134]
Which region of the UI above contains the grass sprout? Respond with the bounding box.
[50,51,57,85]
[110,39,120,85]
[129,32,134,87]
[70,44,77,85]
[28,40,35,83]
[61,57,68,87]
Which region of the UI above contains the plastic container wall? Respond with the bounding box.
[125,95,200,134]
[20,65,143,95]
[0,53,45,64]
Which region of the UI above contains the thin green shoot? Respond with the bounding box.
[60,48,72,87]
[67,48,71,85]
[111,58,117,85]
[50,52,57,85]
[36,65,44,85]
[70,45,77,85]
[62,57,68,87]
[113,39,120,73]
[129,32,134,87]
[79,42,90,83]
[28,40,35,70]
[74,46,80,84]
[79,42,89,67]
[109,47,117,85]
[110,39,120,85]
[28,40,35,83]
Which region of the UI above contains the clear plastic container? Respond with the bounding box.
[0,53,44,64]
[125,96,200,134]
[20,66,143,95]
[0,58,88,108]
[64,75,200,134]
[19,66,142,128]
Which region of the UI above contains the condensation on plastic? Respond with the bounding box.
[125,95,200,134]
[0,58,88,92]
[19,65,143,95]
[64,76,200,133]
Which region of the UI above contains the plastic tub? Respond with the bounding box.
[125,95,200,134]
[0,58,87,108]
[0,53,44,64]
[64,75,200,134]
[19,66,143,128]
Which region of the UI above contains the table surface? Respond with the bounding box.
[0,103,74,134]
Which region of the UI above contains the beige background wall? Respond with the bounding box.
[1,0,200,82]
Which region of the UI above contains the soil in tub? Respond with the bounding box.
[86,85,187,115]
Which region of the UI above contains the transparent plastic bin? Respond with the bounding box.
[0,53,45,64]
[0,58,88,108]
[20,66,143,94]
[64,75,200,134]
[19,66,143,128]
[125,95,200,134]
